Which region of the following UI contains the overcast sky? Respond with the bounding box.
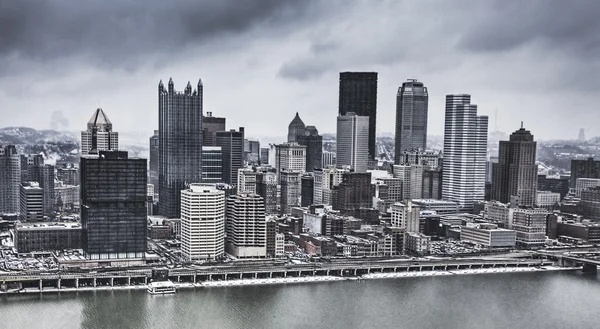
[1,0,599,142]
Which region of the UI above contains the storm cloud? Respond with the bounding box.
[1,0,599,141]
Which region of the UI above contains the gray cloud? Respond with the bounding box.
[0,0,315,72]
[50,110,69,130]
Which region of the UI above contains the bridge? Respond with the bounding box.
[535,251,600,273]
[0,258,552,294]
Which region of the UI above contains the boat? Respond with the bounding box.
[147,281,176,295]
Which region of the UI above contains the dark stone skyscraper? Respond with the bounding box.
[216,128,244,189]
[158,78,203,218]
[491,125,538,206]
[287,112,305,143]
[395,79,428,164]
[332,172,373,213]
[80,151,147,260]
[339,72,378,160]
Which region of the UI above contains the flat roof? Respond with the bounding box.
[17,222,81,230]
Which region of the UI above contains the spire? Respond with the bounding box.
[521,121,523,129]
[168,77,174,85]
[158,79,164,92]
[185,81,192,94]
[197,78,203,87]
[168,77,174,93]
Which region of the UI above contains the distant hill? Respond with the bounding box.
[0,127,79,164]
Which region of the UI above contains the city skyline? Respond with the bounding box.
[1,1,599,140]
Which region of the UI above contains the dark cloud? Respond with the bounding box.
[0,0,314,72]
[458,1,600,56]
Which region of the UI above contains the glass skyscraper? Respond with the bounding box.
[395,79,428,164]
[158,78,203,218]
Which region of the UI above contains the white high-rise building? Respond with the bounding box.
[442,95,488,211]
[226,193,267,258]
[336,113,369,173]
[81,108,119,155]
[390,201,420,233]
[393,164,424,200]
[274,142,306,178]
[313,165,351,205]
[180,184,225,260]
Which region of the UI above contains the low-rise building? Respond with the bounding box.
[536,191,560,211]
[411,199,460,215]
[14,222,82,253]
[460,223,516,247]
[404,232,431,256]
[513,208,547,249]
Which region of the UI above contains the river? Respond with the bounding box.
[1,271,599,329]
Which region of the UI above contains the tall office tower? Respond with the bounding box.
[390,201,420,233]
[297,126,323,172]
[202,112,226,147]
[442,95,488,211]
[338,72,378,160]
[80,151,147,260]
[216,128,244,189]
[244,140,260,165]
[260,148,270,165]
[180,184,225,260]
[158,78,203,218]
[393,164,424,200]
[301,173,314,207]
[256,171,278,215]
[287,112,306,143]
[422,168,442,199]
[149,130,159,188]
[275,142,307,176]
[336,113,369,173]
[491,126,538,206]
[19,182,44,221]
[570,157,600,188]
[512,207,547,249]
[322,150,336,168]
[20,154,44,183]
[39,164,55,217]
[81,108,119,155]
[201,146,222,183]
[280,170,301,215]
[394,79,429,164]
[332,172,373,212]
[0,145,21,215]
[238,168,258,194]
[226,193,267,258]
[56,164,79,186]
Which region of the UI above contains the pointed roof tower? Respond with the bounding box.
[87,108,113,132]
[287,112,306,142]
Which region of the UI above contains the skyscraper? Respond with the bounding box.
[336,113,369,173]
[275,142,306,177]
[297,125,323,172]
[0,145,21,215]
[332,172,373,212]
[226,193,267,258]
[395,79,429,163]
[442,95,488,211]
[491,125,538,206]
[80,151,147,260]
[180,184,225,260]
[20,154,54,217]
[201,146,223,183]
[215,128,244,189]
[339,72,378,160]
[158,78,203,218]
[149,130,159,188]
[81,108,118,155]
[570,157,600,188]
[256,170,278,215]
[280,170,301,215]
[287,112,305,143]
[202,112,226,147]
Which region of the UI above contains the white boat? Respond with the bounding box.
[147,281,176,295]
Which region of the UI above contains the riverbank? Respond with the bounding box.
[1,265,580,295]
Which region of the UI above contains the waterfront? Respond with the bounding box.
[2,271,600,329]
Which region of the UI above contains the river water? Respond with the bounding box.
[1,271,599,329]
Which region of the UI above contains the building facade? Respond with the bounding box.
[338,72,378,160]
[202,112,226,147]
[201,146,223,183]
[395,79,428,163]
[442,94,488,211]
[158,78,203,218]
[280,170,301,215]
[297,126,323,173]
[226,193,267,258]
[80,151,147,260]
[0,145,21,215]
[149,130,159,188]
[512,208,547,248]
[570,157,600,188]
[215,128,245,189]
[336,114,369,173]
[180,184,225,260]
[491,126,538,206]
[81,108,119,155]
[275,142,307,177]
